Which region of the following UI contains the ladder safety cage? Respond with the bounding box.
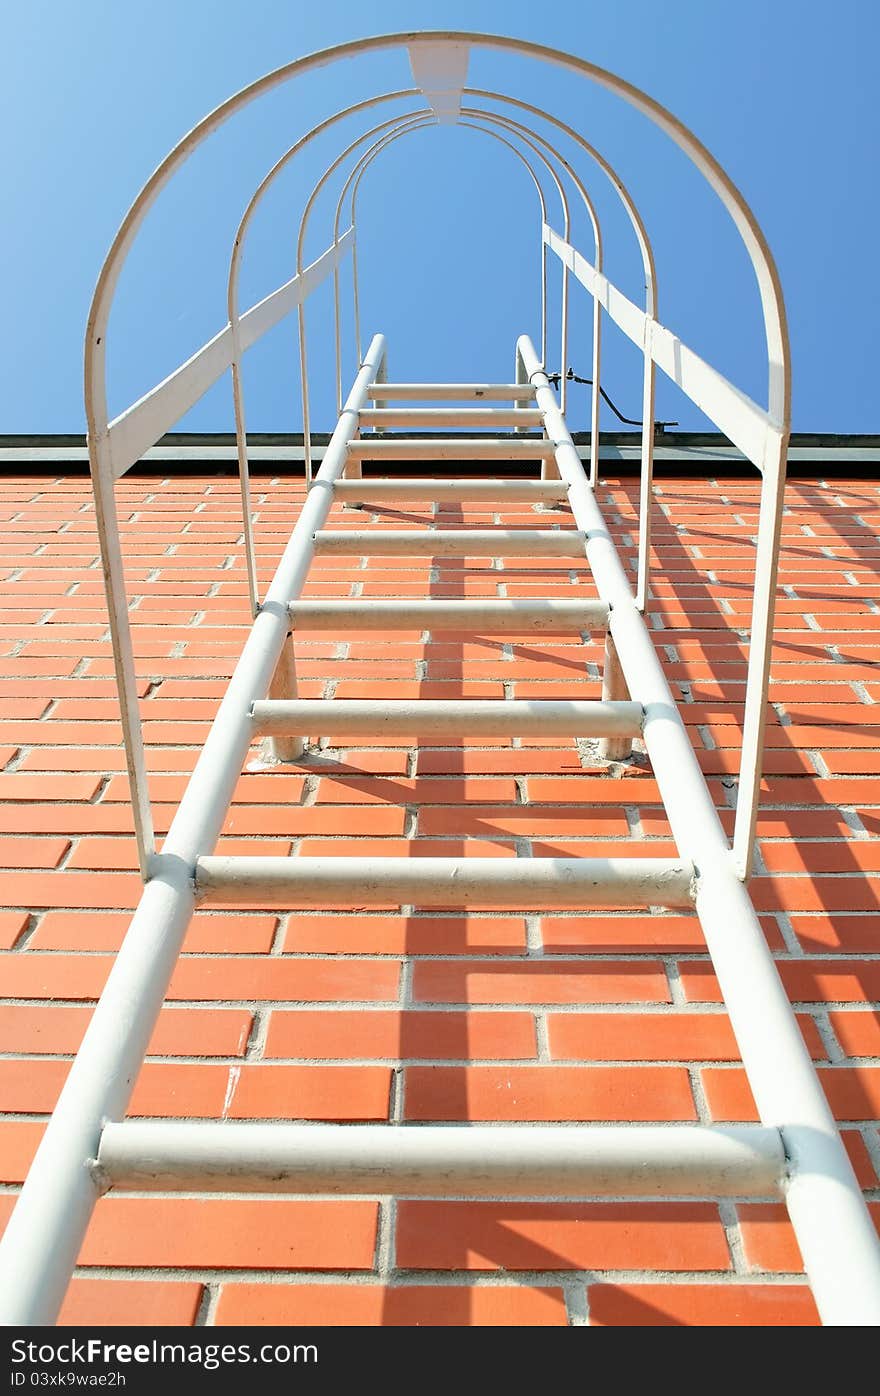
[2,30,878,1329]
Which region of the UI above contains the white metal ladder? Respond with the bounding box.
[2,30,879,1328]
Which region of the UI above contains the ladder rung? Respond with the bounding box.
[287,598,609,632]
[98,1121,785,1198]
[250,699,644,738]
[313,529,586,557]
[368,382,536,401]
[359,408,544,428]
[195,856,696,908]
[333,479,569,503]
[346,438,556,461]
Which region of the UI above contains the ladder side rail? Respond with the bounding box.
[545,226,660,602]
[520,335,880,1326]
[0,336,386,1327]
[543,224,787,874]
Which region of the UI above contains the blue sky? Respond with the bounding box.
[3,1,877,436]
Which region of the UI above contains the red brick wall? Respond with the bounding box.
[0,470,877,1327]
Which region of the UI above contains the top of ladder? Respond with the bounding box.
[367,383,537,400]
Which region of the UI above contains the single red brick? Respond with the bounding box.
[0,1004,252,1058]
[323,751,414,776]
[225,1065,391,1120]
[314,777,518,805]
[0,1059,233,1116]
[0,699,51,719]
[587,1282,818,1326]
[843,1129,879,1187]
[65,836,181,871]
[824,751,880,774]
[0,659,77,677]
[701,1066,880,1121]
[760,842,880,874]
[0,1058,70,1112]
[541,915,705,953]
[752,875,880,914]
[0,911,28,949]
[548,1013,740,1061]
[0,954,397,1004]
[417,806,631,837]
[699,749,815,776]
[102,772,306,804]
[412,960,669,1005]
[0,871,138,909]
[764,776,880,806]
[526,777,663,804]
[226,805,407,837]
[551,1011,824,1062]
[405,1065,696,1121]
[65,1197,379,1270]
[5,934,87,992]
[0,803,143,835]
[31,744,185,777]
[530,838,677,859]
[752,810,860,838]
[214,1283,568,1326]
[783,724,880,749]
[416,750,583,775]
[28,910,277,953]
[818,1066,880,1118]
[0,837,70,869]
[265,1009,536,1060]
[0,773,103,801]
[58,1279,203,1327]
[167,957,400,1003]
[679,959,880,1005]
[395,1202,729,1271]
[296,838,515,859]
[0,1119,43,1182]
[738,1204,806,1272]
[282,914,526,954]
[788,914,880,954]
[781,961,880,1004]
[829,1010,880,1058]
[0,720,124,745]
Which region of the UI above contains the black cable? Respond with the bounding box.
[547,368,678,431]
